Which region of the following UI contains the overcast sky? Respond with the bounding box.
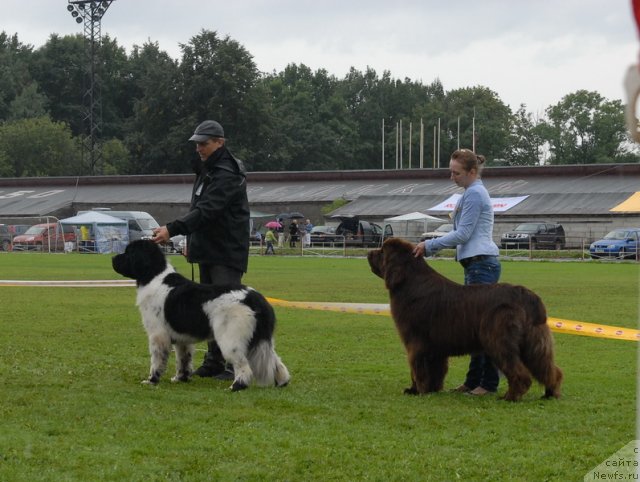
[2,0,639,114]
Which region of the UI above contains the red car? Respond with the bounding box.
[12,223,76,252]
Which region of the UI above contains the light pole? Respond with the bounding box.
[66,0,115,175]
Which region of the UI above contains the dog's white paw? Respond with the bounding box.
[170,375,190,383]
[141,379,158,386]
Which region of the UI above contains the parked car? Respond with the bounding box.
[420,223,453,241]
[12,223,76,251]
[500,222,566,250]
[309,225,338,244]
[0,224,11,251]
[9,224,30,236]
[167,235,186,254]
[333,216,393,248]
[250,231,264,244]
[589,228,640,259]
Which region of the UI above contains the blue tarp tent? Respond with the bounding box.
[60,211,129,253]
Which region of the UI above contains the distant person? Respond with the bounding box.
[288,220,299,247]
[80,225,90,242]
[265,228,277,255]
[303,219,313,247]
[152,119,250,381]
[277,218,285,248]
[80,224,95,252]
[413,148,501,396]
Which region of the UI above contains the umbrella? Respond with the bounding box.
[265,221,282,229]
[278,212,305,220]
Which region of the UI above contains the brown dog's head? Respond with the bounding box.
[367,237,423,290]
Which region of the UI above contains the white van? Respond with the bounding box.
[80,208,160,241]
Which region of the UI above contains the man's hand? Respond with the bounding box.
[152,226,170,244]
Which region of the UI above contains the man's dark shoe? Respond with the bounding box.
[214,369,235,381]
[194,364,224,378]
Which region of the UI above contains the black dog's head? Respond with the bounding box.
[112,240,168,286]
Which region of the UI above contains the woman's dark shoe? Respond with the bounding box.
[214,369,235,381]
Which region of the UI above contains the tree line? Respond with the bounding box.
[0,29,637,177]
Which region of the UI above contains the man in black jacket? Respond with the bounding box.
[152,120,250,380]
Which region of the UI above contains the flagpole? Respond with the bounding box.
[399,119,403,169]
[437,117,441,168]
[409,121,412,169]
[381,118,384,170]
[432,125,436,169]
[395,122,399,169]
[419,118,424,169]
[472,108,476,153]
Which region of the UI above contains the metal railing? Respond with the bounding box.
[248,234,640,261]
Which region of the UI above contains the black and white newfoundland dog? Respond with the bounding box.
[112,240,290,391]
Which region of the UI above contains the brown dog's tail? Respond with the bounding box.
[522,323,563,399]
[520,288,547,326]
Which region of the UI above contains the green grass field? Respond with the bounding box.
[0,252,637,481]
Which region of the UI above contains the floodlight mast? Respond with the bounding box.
[66,0,115,175]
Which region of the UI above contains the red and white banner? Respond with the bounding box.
[427,194,529,212]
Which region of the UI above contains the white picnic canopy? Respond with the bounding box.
[384,212,445,223]
[383,212,447,238]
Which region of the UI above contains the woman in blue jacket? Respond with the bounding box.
[413,148,501,396]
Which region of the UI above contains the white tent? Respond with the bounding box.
[249,209,276,234]
[384,212,445,223]
[60,211,129,253]
[384,212,447,239]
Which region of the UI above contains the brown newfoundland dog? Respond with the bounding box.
[367,238,562,401]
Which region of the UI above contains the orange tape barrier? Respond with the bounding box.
[0,281,635,342]
[266,298,639,342]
